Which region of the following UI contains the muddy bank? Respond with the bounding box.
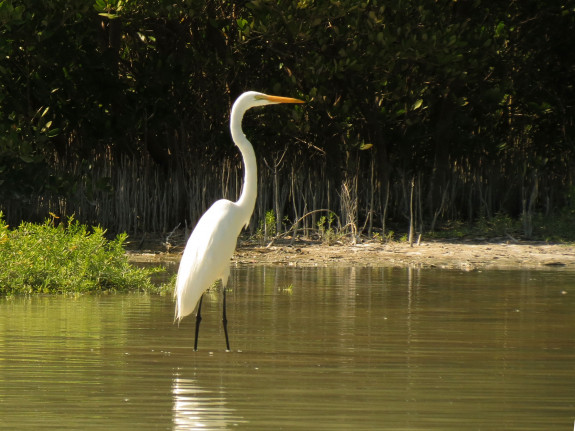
[127,237,575,271]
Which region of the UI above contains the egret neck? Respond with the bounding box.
[230,102,257,229]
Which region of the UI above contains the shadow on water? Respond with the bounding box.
[1,266,574,430]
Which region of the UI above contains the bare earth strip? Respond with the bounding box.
[128,238,575,271]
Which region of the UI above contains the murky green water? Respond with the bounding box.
[1,266,574,430]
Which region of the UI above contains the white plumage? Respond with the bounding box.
[174,91,304,350]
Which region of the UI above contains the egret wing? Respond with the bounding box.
[175,200,243,320]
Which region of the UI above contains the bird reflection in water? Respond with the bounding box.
[172,376,246,430]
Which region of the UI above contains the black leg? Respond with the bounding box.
[223,288,230,351]
[194,295,203,351]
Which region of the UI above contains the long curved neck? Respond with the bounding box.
[230,106,257,217]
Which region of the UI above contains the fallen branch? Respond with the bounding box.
[266,209,342,248]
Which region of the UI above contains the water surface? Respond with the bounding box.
[1,266,574,430]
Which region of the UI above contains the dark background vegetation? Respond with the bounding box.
[1,0,574,240]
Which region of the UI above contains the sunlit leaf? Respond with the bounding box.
[98,12,118,19]
[411,99,423,110]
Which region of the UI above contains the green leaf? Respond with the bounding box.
[46,128,60,138]
[98,12,118,19]
[94,0,106,11]
[495,21,505,38]
[411,99,423,110]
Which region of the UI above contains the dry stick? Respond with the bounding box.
[408,176,415,247]
[430,181,450,232]
[263,146,289,236]
[522,170,538,238]
[358,161,375,237]
[340,181,358,245]
[289,167,299,246]
[417,174,423,237]
[164,223,181,253]
[367,155,375,237]
[265,209,341,248]
[382,179,390,239]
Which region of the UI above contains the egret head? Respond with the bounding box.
[234,91,304,112]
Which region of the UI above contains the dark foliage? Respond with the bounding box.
[1,0,574,238]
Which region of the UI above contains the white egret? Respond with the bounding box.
[175,91,304,351]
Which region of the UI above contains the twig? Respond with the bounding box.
[266,209,341,247]
[163,223,181,253]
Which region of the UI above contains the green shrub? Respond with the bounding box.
[317,211,337,244]
[255,209,277,243]
[0,213,163,295]
[472,212,519,237]
[532,210,575,242]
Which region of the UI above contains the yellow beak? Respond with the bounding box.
[260,94,305,104]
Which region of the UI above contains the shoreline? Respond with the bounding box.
[127,238,575,271]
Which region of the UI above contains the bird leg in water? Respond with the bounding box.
[193,295,203,351]
[223,289,230,351]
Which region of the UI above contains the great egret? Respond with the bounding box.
[175,91,304,351]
